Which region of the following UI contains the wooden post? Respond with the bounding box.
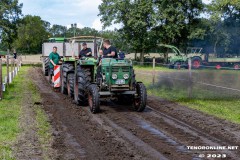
[11,57,13,82]
[13,58,17,77]
[152,57,156,85]
[0,58,2,100]
[20,55,22,67]
[188,58,192,98]
[6,50,9,86]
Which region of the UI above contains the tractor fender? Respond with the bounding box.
[191,56,202,61]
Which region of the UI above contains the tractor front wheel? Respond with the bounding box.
[88,84,100,113]
[134,83,147,112]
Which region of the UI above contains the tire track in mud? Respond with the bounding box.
[30,68,151,160]
[95,102,240,160]
[30,68,240,160]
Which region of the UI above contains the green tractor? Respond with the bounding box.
[86,58,147,113]
[42,36,147,113]
[59,36,101,104]
[158,44,188,69]
[65,56,147,113]
[158,44,206,69]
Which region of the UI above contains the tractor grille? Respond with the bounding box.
[122,66,129,72]
[105,67,110,72]
[112,67,119,72]
[112,66,129,73]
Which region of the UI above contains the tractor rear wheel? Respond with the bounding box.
[74,67,91,105]
[88,84,100,113]
[62,63,74,95]
[44,57,50,76]
[67,73,74,98]
[234,64,240,70]
[134,83,147,112]
[191,57,202,69]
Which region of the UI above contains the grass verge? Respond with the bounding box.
[135,67,240,124]
[0,67,53,159]
[30,82,53,159]
[0,67,28,159]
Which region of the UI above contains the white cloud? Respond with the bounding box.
[92,18,103,30]
[19,0,102,27]
[202,0,212,4]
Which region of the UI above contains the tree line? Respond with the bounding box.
[0,0,239,59]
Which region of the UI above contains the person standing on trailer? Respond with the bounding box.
[49,46,61,81]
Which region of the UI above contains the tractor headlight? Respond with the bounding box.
[123,74,129,79]
[112,73,118,79]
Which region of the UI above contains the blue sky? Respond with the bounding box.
[19,0,104,30]
[19,0,212,30]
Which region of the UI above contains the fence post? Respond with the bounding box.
[11,58,13,80]
[6,50,9,86]
[188,58,192,98]
[0,58,2,100]
[152,57,156,85]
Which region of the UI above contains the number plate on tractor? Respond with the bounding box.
[116,79,125,85]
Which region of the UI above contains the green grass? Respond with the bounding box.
[2,66,7,78]
[135,67,240,124]
[28,81,53,160]
[0,67,53,159]
[1,66,20,80]
[133,64,173,72]
[0,66,29,159]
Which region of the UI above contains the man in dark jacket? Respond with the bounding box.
[79,42,92,58]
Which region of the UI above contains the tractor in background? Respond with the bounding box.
[158,44,205,69]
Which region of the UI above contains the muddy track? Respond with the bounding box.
[30,68,240,160]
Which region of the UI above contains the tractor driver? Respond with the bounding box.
[79,42,92,58]
[103,39,118,59]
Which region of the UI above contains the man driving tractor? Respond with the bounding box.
[102,39,117,58]
[79,42,92,58]
[96,39,117,81]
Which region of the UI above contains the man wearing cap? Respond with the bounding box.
[79,42,92,58]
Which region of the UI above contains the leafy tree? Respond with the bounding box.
[206,0,240,54]
[99,0,157,62]
[99,0,204,62]
[0,0,22,50]
[50,24,67,37]
[14,15,49,53]
[153,0,204,49]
